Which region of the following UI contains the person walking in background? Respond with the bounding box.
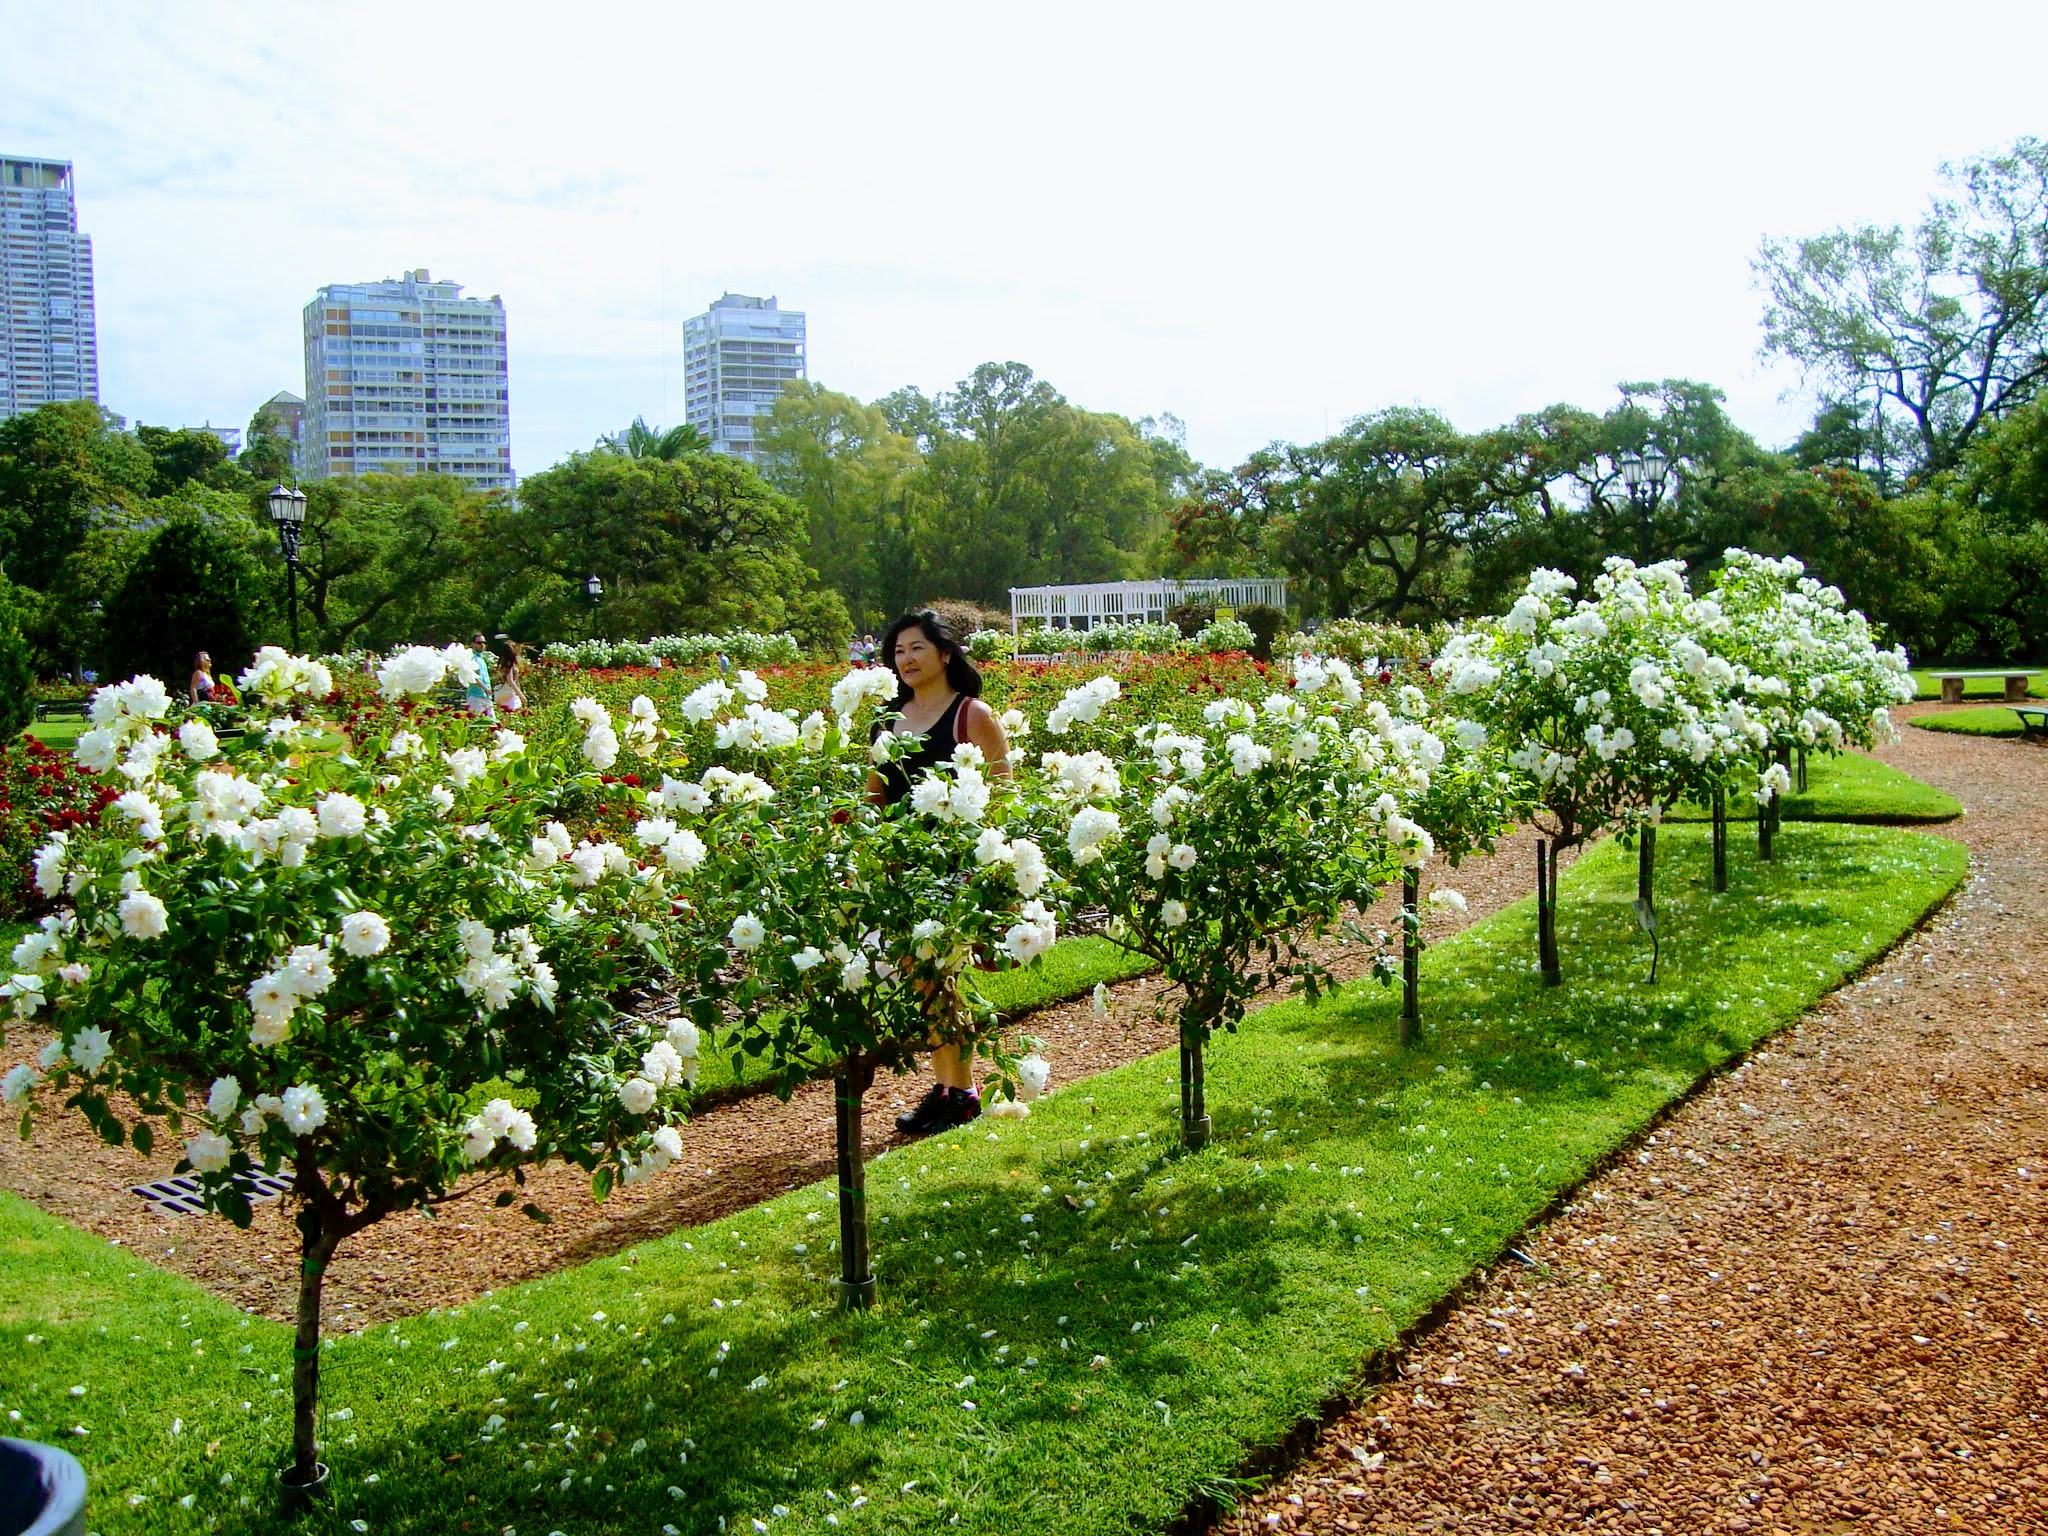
[868,609,1014,1134]
[188,651,216,706]
[494,639,528,713]
[466,633,495,717]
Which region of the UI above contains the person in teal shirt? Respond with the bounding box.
[466,634,495,718]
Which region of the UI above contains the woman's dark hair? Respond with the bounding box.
[878,609,981,706]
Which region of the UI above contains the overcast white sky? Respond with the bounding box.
[6,1,2045,479]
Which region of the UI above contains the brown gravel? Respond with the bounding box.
[0,822,1563,1329]
[1214,706,2048,1536]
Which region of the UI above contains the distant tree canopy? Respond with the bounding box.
[1755,136,2048,483]
[493,449,847,650]
[757,363,1196,627]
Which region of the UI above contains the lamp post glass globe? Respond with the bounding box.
[1619,452,1646,489]
[585,574,604,599]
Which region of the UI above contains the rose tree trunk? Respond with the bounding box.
[833,1053,878,1310]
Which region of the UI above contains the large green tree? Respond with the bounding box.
[757,382,923,627]
[100,516,257,686]
[136,424,244,497]
[289,473,487,652]
[494,450,847,647]
[1756,136,2048,480]
[0,401,153,589]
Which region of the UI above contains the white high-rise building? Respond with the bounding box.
[302,268,510,492]
[0,156,99,422]
[683,293,805,462]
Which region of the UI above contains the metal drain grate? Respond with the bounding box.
[131,1170,293,1216]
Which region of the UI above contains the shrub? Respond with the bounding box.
[1193,616,1256,654]
[966,628,1017,660]
[919,598,1011,637]
[1164,600,1216,638]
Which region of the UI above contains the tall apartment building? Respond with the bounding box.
[1,156,99,422]
[301,268,510,492]
[682,293,805,462]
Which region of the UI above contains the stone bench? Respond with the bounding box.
[1933,670,2041,704]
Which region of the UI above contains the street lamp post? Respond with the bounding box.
[267,483,309,650]
[584,573,604,601]
[1617,447,1672,567]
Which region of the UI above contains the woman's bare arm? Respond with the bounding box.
[959,698,1012,778]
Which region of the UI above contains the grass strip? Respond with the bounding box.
[0,821,1964,1536]
[1910,706,2041,739]
[683,937,1159,1104]
[1669,749,1960,824]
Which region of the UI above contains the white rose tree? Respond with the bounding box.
[0,649,719,1497]
[1377,671,1520,1043]
[1439,560,1750,984]
[1041,668,1417,1148]
[1702,549,1915,864]
[651,668,1058,1308]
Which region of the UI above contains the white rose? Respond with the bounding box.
[177,719,220,762]
[207,1075,242,1119]
[792,946,824,972]
[315,794,368,839]
[729,915,766,951]
[1,1064,38,1105]
[279,1084,328,1136]
[617,1077,658,1115]
[1016,1054,1051,1103]
[185,1131,231,1174]
[1160,900,1188,929]
[118,890,169,940]
[339,911,391,958]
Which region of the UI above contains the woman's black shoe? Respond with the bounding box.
[948,1087,981,1125]
[896,1083,954,1135]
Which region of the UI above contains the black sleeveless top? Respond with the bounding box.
[875,694,966,806]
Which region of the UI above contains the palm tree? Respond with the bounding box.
[600,417,706,460]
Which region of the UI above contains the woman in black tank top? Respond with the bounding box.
[874,693,967,805]
[866,610,1014,1133]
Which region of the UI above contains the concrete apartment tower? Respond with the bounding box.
[683,293,806,462]
[301,268,511,492]
[0,156,99,421]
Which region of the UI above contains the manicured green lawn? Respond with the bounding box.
[0,821,1966,1536]
[1908,666,2048,701]
[1670,749,1961,824]
[1911,706,2044,739]
[25,717,85,752]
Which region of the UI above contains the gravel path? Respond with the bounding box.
[1214,708,2047,1536]
[0,819,1570,1328]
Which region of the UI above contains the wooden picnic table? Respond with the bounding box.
[1932,669,2042,704]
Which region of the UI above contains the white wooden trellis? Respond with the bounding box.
[1008,578,1290,636]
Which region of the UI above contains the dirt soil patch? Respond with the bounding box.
[0,823,1571,1329]
[1213,703,2047,1536]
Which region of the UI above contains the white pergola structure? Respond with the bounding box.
[1009,577,1290,636]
